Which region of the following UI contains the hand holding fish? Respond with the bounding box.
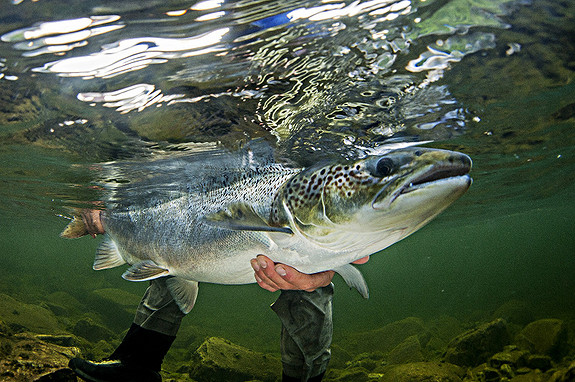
[81,209,105,237]
[251,255,369,293]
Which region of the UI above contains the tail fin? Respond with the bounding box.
[60,216,88,238]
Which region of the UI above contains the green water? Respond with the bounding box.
[0,0,574,373]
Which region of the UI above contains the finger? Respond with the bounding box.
[80,210,105,236]
[251,257,283,291]
[254,273,279,292]
[352,256,370,265]
[279,266,334,291]
[257,256,295,290]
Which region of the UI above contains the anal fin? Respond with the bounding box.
[94,236,126,270]
[334,264,369,299]
[166,277,199,314]
[122,260,169,281]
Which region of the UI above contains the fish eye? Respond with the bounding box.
[375,157,395,177]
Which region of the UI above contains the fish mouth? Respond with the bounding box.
[376,154,472,207]
[369,150,473,209]
[398,162,472,196]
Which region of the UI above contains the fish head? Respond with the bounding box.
[271,147,472,255]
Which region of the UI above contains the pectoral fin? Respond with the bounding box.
[93,236,126,270]
[334,264,369,299]
[122,260,169,281]
[166,277,199,314]
[204,203,293,234]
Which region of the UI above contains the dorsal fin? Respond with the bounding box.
[203,203,293,234]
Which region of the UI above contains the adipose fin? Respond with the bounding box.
[93,236,126,270]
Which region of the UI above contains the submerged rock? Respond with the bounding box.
[71,317,116,342]
[34,368,78,381]
[325,366,370,382]
[444,318,510,367]
[343,352,384,372]
[0,294,62,334]
[0,331,79,381]
[91,288,142,312]
[87,288,141,330]
[493,300,535,326]
[387,335,424,365]
[525,354,552,372]
[375,361,464,382]
[184,337,282,382]
[428,316,465,343]
[515,319,568,360]
[549,360,575,382]
[509,369,549,382]
[44,292,86,319]
[488,345,528,369]
[465,364,503,382]
[344,317,427,355]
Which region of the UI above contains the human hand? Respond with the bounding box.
[250,255,369,293]
[80,209,105,237]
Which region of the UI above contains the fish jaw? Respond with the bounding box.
[373,150,472,210]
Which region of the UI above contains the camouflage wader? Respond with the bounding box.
[134,277,333,381]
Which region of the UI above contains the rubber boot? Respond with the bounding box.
[68,323,175,382]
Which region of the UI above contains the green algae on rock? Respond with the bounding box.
[0,323,79,382]
[184,336,282,382]
[343,317,427,355]
[375,361,465,382]
[0,294,63,334]
[444,318,510,367]
[515,319,568,361]
[387,335,425,365]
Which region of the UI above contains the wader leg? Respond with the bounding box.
[68,278,182,381]
[108,277,184,370]
[271,284,334,382]
[133,276,186,336]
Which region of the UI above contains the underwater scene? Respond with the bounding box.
[0,0,574,381]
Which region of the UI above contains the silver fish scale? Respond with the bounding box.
[102,163,301,283]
